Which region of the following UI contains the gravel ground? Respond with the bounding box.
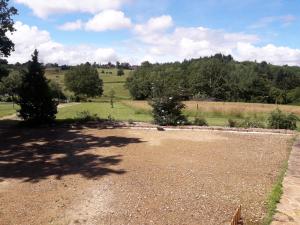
[0,127,294,225]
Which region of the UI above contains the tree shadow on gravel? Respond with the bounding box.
[0,126,144,183]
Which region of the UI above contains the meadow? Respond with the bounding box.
[45,68,131,100]
[1,69,300,130]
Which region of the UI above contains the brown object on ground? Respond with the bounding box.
[0,127,294,225]
[231,205,243,225]
[271,138,300,225]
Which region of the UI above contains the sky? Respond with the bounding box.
[6,0,300,65]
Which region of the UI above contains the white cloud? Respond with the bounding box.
[250,15,296,29]
[14,0,130,18]
[8,21,119,65]
[58,10,132,32]
[6,19,300,66]
[85,10,132,31]
[130,15,300,66]
[58,20,83,31]
[235,43,300,65]
[134,15,173,35]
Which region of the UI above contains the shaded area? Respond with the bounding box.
[0,126,143,182]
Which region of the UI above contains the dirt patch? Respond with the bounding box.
[0,127,294,225]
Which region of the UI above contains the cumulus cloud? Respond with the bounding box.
[134,15,173,35]
[130,15,300,65]
[8,21,118,65]
[58,10,132,32]
[14,0,130,18]
[235,43,300,65]
[85,10,132,31]
[6,19,300,66]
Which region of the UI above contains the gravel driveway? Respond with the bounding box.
[0,127,294,225]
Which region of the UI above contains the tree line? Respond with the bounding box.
[126,54,300,105]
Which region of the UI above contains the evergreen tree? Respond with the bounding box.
[17,50,57,124]
[150,79,187,126]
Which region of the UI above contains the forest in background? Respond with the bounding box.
[126,54,300,105]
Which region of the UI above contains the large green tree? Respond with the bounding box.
[17,50,58,124]
[65,63,103,98]
[0,0,17,57]
[0,0,17,79]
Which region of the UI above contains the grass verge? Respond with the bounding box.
[262,137,297,225]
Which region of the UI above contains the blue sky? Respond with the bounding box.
[7,0,300,65]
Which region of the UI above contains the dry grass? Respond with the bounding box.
[122,100,300,116]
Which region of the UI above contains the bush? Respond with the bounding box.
[228,118,265,128]
[128,119,134,124]
[117,68,125,76]
[74,111,100,122]
[240,118,265,128]
[228,118,239,128]
[107,114,115,122]
[194,115,208,126]
[150,95,187,126]
[268,109,298,130]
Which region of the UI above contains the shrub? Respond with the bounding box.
[117,68,125,76]
[128,119,134,124]
[74,111,100,122]
[268,109,299,130]
[228,118,239,128]
[228,118,265,128]
[150,95,187,126]
[240,118,265,128]
[107,114,115,122]
[194,115,208,126]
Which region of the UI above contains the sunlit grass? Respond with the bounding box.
[0,103,18,118]
[56,102,151,122]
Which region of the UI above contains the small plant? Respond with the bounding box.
[268,109,299,130]
[109,89,116,108]
[128,119,134,124]
[194,115,208,126]
[74,111,100,122]
[228,118,239,128]
[240,118,265,128]
[107,114,115,122]
[228,118,265,128]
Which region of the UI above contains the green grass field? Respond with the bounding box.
[56,102,151,122]
[0,103,18,118]
[45,68,132,100]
